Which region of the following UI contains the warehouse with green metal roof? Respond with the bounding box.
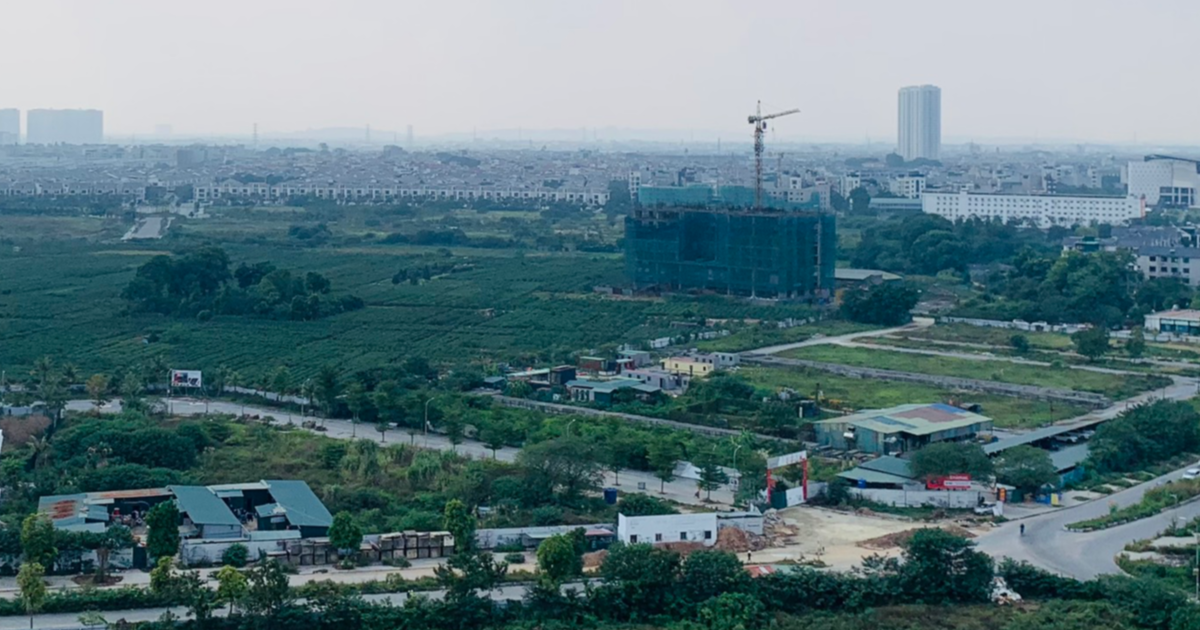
[815,403,994,456]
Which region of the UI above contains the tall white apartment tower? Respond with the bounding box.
[898,85,941,161]
[0,109,18,145]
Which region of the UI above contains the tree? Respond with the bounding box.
[908,442,994,482]
[173,570,219,625]
[517,436,604,500]
[616,493,677,517]
[899,529,994,604]
[314,364,341,418]
[270,366,292,396]
[696,457,729,501]
[375,421,389,444]
[21,514,57,569]
[146,501,181,560]
[444,499,477,554]
[648,439,680,493]
[215,565,248,615]
[1010,333,1031,354]
[442,416,465,452]
[478,422,512,459]
[149,556,175,595]
[698,592,767,630]
[329,512,363,557]
[994,445,1059,494]
[841,282,920,326]
[680,550,749,603]
[344,381,369,438]
[849,186,871,214]
[242,560,293,617]
[83,526,134,584]
[537,533,582,584]
[1088,400,1200,473]
[85,373,110,413]
[603,436,640,486]
[17,562,46,624]
[1127,326,1147,359]
[1072,326,1111,361]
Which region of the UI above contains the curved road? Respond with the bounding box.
[975,464,1200,579]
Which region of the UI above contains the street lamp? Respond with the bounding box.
[424,396,440,437]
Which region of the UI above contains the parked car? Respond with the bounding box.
[1182,468,1200,480]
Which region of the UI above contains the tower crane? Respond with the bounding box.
[748,101,799,209]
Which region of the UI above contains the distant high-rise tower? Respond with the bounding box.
[897,85,941,161]
[26,109,103,144]
[0,109,18,145]
[406,124,414,148]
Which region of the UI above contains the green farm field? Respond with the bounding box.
[777,344,1169,400]
[0,209,819,380]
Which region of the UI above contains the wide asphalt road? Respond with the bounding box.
[975,462,1200,579]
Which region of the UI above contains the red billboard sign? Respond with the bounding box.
[926,474,971,491]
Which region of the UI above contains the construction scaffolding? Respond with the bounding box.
[625,199,835,300]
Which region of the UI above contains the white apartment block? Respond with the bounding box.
[1126,156,1200,208]
[922,191,1143,228]
[192,182,608,206]
[898,85,941,161]
[890,173,926,199]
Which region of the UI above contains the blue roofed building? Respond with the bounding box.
[257,480,334,538]
[169,485,245,540]
[814,403,994,456]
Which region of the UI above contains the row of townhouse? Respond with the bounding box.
[0,182,149,200]
[194,181,609,205]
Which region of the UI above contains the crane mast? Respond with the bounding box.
[747,101,799,209]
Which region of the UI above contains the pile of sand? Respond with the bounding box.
[857,525,976,551]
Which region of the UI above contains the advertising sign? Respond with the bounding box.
[170,370,203,389]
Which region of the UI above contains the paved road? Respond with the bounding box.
[975,463,1200,579]
[121,217,169,241]
[65,399,736,507]
[0,584,534,630]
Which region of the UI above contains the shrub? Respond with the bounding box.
[221,543,249,568]
[504,553,525,565]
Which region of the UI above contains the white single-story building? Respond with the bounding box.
[1144,309,1200,336]
[617,513,718,546]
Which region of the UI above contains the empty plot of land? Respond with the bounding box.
[739,366,1086,429]
[777,344,1167,400]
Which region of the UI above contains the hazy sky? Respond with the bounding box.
[4,0,1198,143]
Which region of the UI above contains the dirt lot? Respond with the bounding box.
[749,507,952,570]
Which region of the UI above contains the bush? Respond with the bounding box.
[385,556,412,568]
[504,553,525,565]
[494,541,526,553]
[1068,479,1200,530]
[221,543,249,568]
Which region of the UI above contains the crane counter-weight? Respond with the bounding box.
[747,101,800,209]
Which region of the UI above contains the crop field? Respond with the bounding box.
[777,344,1169,399]
[0,210,820,379]
[738,366,1086,429]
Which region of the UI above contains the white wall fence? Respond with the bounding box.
[851,486,984,509]
[939,316,1087,335]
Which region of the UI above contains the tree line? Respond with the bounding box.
[121,246,364,321]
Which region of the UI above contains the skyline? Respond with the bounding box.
[3,0,1199,144]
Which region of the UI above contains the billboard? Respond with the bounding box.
[766,450,808,470]
[926,474,972,491]
[170,370,203,389]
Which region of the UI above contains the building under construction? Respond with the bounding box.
[626,185,836,300]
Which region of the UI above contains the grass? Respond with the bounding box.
[739,366,1087,429]
[903,323,1074,351]
[692,320,878,353]
[777,344,1168,399]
